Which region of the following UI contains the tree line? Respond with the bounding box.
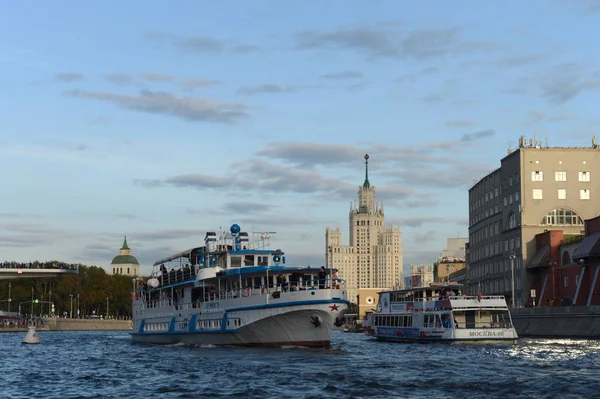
[0,265,139,317]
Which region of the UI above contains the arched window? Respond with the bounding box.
[561,251,571,266]
[541,208,584,226]
[506,212,517,229]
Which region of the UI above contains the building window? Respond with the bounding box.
[532,171,543,181]
[541,208,584,226]
[580,189,590,200]
[515,191,519,201]
[506,212,517,229]
[562,251,571,266]
[579,171,590,182]
[555,171,567,181]
[532,189,543,200]
[558,189,566,200]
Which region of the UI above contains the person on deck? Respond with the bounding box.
[318,267,327,289]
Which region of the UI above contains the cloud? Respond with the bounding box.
[320,71,364,80]
[64,89,249,124]
[579,0,600,13]
[116,214,137,219]
[140,72,176,82]
[461,129,495,142]
[55,72,84,82]
[75,144,88,151]
[180,79,218,90]
[224,202,274,213]
[414,230,436,243]
[148,32,225,53]
[237,84,297,95]
[257,142,364,167]
[104,73,135,85]
[164,174,235,188]
[294,25,499,60]
[0,213,25,218]
[492,53,548,67]
[538,63,600,103]
[233,45,260,53]
[393,217,465,228]
[446,120,477,127]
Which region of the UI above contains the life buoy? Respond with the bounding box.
[135,291,140,299]
[419,331,427,338]
[366,296,375,305]
[396,330,404,337]
[273,255,281,263]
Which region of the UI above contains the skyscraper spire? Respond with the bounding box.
[363,153,371,189]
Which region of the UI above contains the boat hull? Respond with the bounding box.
[132,308,337,348]
[369,327,518,344]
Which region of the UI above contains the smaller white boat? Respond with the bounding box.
[366,284,518,343]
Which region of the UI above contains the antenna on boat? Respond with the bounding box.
[252,231,277,249]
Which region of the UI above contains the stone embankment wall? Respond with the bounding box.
[512,306,600,338]
[43,318,132,331]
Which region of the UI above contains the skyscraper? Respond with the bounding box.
[326,154,403,303]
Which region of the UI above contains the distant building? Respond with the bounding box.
[326,154,404,304]
[110,237,139,277]
[467,135,600,307]
[408,264,434,288]
[356,287,386,321]
[435,238,468,282]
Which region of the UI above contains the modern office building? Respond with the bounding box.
[467,135,600,307]
[325,154,403,304]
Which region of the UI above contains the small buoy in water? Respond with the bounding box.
[22,326,40,344]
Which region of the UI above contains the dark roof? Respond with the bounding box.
[121,236,130,250]
[111,254,139,265]
[527,245,550,270]
[572,232,600,261]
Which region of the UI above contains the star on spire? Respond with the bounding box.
[362,153,371,189]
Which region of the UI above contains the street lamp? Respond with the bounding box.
[31,287,34,316]
[106,296,109,319]
[7,282,11,312]
[70,294,73,318]
[509,252,516,308]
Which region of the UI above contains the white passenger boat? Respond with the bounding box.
[131,224,349,348]
[366,284,518,343]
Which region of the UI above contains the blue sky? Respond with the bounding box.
[1,0,599,275]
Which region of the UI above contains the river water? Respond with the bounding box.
[1,330,599,398]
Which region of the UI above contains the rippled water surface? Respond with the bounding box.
[1,330,599,398]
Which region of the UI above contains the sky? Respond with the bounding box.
[1,0,599,276]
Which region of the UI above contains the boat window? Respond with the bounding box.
[244,255,254,266]
[258,256,268,266]
[230,256,242,268]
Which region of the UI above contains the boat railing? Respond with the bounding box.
[151,263,196,286]
[403,295,506,302]
[138,278,346,310]
[453,321,514,329]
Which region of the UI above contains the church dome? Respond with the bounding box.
[110,236,139,265]
[111,254,139,265]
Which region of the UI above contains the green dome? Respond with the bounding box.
[111,254,139,265]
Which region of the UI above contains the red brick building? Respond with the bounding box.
[528,215,600,306]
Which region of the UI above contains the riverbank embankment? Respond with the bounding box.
[0,318,132,333]
[512,306,600,338]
